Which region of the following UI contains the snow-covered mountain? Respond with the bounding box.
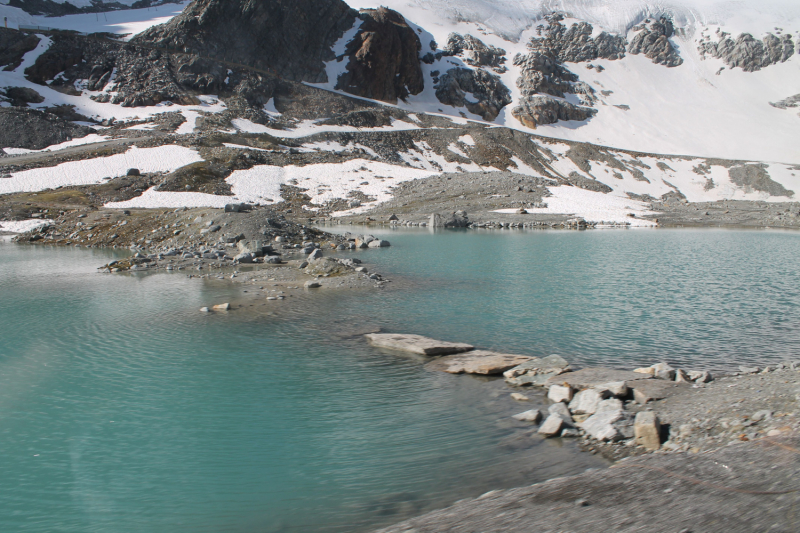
[1,0,799,227]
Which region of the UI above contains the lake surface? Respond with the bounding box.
[2,227,800,532]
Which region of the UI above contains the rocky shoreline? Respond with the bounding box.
[366,333,800,531]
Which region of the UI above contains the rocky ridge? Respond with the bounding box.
[699,28,795,72]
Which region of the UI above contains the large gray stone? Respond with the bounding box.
[537,414,564,437]
[548,402,575,427]
[634,411,661,450]
[426,350,532,375]
[580,409,635,442]
[512,409,542,423]
[365,333,474,356]
[548,384,574,403]
[568,389,611,415]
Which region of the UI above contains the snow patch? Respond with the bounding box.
[0,219,50,234]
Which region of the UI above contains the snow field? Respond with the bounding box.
[0,145,203,195]
[0,219,50,234]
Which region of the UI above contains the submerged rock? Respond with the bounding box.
[426,350,533,375]
[365,333,474,356]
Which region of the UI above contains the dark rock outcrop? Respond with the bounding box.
[335,7,424,103]
[435,67,511,121]
[728,164,793,197]
[512,96,596,127]
[443,33,507,71]
[699,32,794,72]
[135,0,357,83]
[0,107,94,150]
[0,28,40,71]
[628,17,683,67]
[3,86,44,106]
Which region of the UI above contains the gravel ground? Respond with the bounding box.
[370,364,800,532]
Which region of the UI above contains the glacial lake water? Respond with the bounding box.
[2,227,800,532]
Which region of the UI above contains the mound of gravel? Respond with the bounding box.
[0,107,95,151]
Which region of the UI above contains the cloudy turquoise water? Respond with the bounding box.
[2,227,800,532]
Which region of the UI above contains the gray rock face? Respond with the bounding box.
[427,350,532,375]
[728,164,794,197]
[336,7,424,104]
[443,33,507,70]
[512,96,596,128]
[628,17,683,67]
[512,409,542,423]
[435,67,511,121]
[135,0,357,84]
[770,93,800,110]
[3,86,44,106]
[699,31,794,72]
[528,14,626,63]
[0,107,94,150]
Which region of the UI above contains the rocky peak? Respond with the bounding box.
[443,33,507,72]
[134,0,358,83]
[698,30,794,72]
[628,17,683,67]
[335,7,424,104]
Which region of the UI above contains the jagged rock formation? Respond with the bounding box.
[628,17,683,67]
[435,67,511,121]
[134,0,357,83]
[512,96,596,128]
[0,107,94,150]
[770,94,800,110]
[699,31,795,72]
[443,33,507,71]
[511,14,618,127]
[529,14,626,63]
[0,28,40,71]
[335,7,424,104]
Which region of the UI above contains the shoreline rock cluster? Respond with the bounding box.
[364,332,799,460]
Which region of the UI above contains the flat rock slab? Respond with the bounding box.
[365,333,474,356]
[630,378,689,403]
[426,351,532,375]
[545,367,651,389]
[375,433,800,533]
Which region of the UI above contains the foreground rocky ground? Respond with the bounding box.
[366,334,800,532]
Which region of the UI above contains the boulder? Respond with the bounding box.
[512,409,542,423]
[548,402,575,426]
[426,350,532,375]
[674,368,690,382]
[511,392,530,401]
[234,252,254,263]
[308,249,324,261]
[650,362,676,380]
[544,368,650,389]
[364,333,474,356]
[367,239,390,248]
[548,384,574,403]
[688,370,713,383]
[212,303,230,311]
[304,280,322,288]
[634,411,662,450]
[538,414,564,437]
[596,398,623,412]
[568,389,611,415]
[598,381,628,397]
[580,409,635,441]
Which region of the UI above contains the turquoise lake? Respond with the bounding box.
[2,228,800,532]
